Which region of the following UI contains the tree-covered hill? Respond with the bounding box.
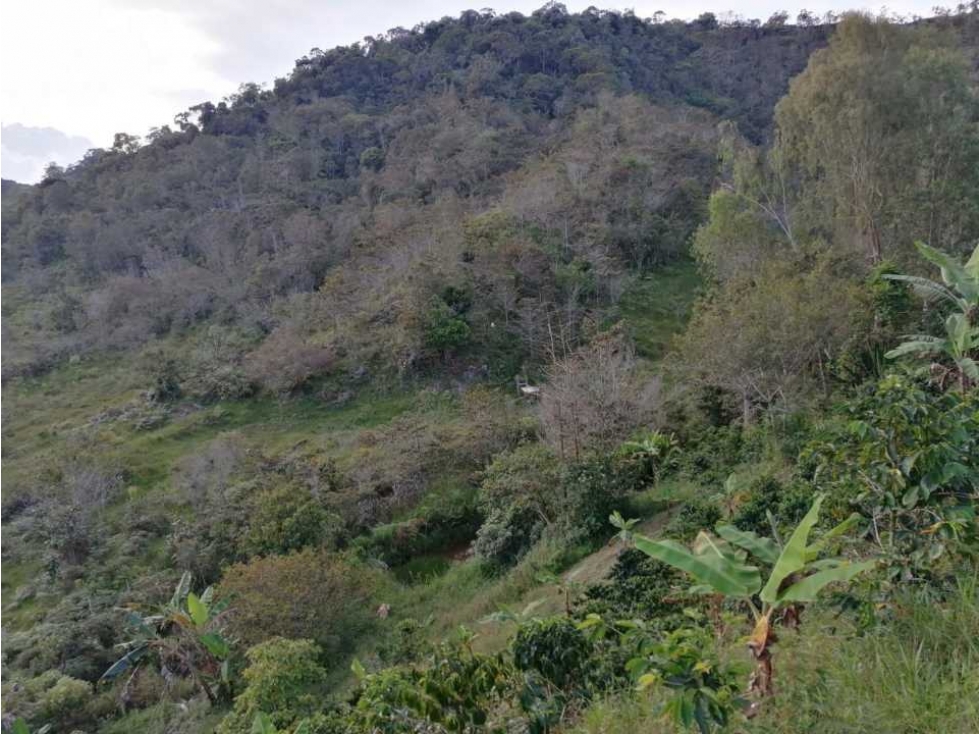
[1,7,836,382]
[2,6,978,734]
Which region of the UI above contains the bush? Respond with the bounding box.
[560,456,645,540]
[582,548,697,630]
[218,549,377,654]
[730,475,811,535]
[217,638,327,734]
[245,328,334,394]
[539,333,659,459]
[242,485,346,558]
[665,497,722,542]
[1,671,93,731]
[512,617,594,690]
[473,503,544,569]
[473,444,563,568]
[424,296,471,356]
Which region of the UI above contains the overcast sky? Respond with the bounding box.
[1,0,942,182]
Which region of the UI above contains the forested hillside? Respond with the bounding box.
[2,6,978,734]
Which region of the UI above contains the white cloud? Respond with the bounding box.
[0,0,945,179]
[2,0,234,149]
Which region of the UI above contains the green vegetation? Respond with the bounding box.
[3,6,979,734]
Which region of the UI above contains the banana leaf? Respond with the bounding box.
[760,495,824,604]
[634,536,761,598]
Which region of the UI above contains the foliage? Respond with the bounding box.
[665,499,723,543]
[884,242,979,391]
[676,257,869,424]
[424,296,472,357]
[241,484,346,558]
[217,638,327,734]
[804,374,979,578]
[617,496,874,697]
[774,15,979,263]
[100,571,233,705]
[512,617,594,691]
[2,672,89,733]
[628,625,743,734]
[582,548,695,630]
[539,333,659,459]
[473,444,563,568]
[616,430,680,484]
[218,549,377,654]
[351,631,514,734]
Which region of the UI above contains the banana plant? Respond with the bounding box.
[618,431,680,482]
[885,242,979,391]
[100,571,232,704]
[612,496,873,699]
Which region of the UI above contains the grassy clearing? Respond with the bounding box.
[750,574,979,734]
[617,259,702,360]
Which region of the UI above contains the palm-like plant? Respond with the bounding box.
[884,242,979,391]
[612,496,871,700]
[100,572,232,704]
[618,430,679,482]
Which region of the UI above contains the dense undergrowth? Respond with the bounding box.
[3,6,979,734]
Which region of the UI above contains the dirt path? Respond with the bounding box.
[497,508,678,625]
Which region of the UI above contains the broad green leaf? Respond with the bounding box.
[914,241,976,300]
[964,244,979,280]
[12,719,30,734]
[885,338,946,360]
[199,633,229,659]
[351,658,366,680]
[760,495,825,605]
[692,531,747,563]
[634,536,761,597]
[959,357,979,380]
[716,525,779,564]
[251,713,276,734]
[884,274,962,309]
[187,592,208,627]
[100,643,149,682]
[170,571,192,608]
[777,561,876,603]
[806,513,862,560]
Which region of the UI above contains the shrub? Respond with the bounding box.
[730,475,812,535]
[512,617,594,690]
[474,444,563,568]
[582,548,696,630]
[478,444,563,521]
[378,618,431,665]
[219,549,376,655]
[242,485,346,558]
[424,296,471,356]
[245,328,334,394]
[353,636,513,734]
[665,497,722,542]
[217,638,327,734]
[539,333,659,459]
[473,503,544,569]
[560,455,645,540]
[803,374,979,577]
[2,671,92,731]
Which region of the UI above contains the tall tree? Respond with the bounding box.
[775,14,979,264]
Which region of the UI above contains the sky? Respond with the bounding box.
[0,0,943,182]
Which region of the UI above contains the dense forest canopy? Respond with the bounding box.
[2,5,978,734]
